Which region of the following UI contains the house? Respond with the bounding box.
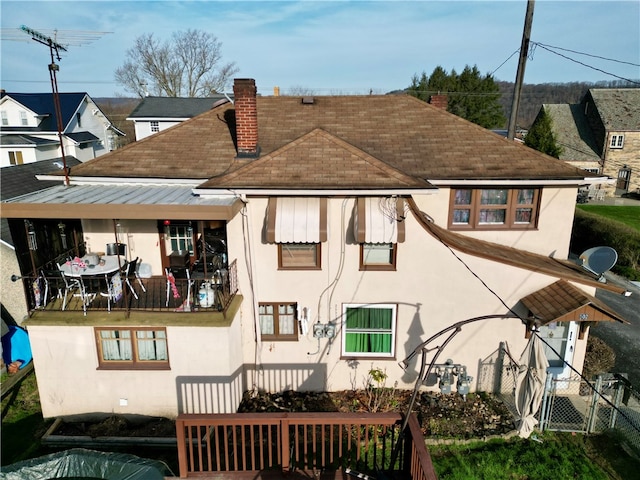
[1,78,630,421]
[126,95,230,140]
[533,88,640,198]
[0,91,125,167]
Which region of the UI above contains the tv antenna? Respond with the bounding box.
[12,25,111,186]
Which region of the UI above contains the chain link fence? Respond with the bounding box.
[479,343,640,454]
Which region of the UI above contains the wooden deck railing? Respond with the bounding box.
[175,412,438,480]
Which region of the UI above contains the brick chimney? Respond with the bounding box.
[233,78,259,157]
[429,94,448,110]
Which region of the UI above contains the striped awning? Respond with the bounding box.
[266,197,328,243]
[355,197,406,243]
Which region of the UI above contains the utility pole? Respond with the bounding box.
[21,25,71,186]
[508,0,535,141]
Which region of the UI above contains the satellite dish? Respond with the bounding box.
[579,246,618,276]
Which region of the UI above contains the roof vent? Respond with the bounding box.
[301,97,315,105]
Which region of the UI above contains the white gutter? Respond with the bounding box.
[427,178,611,186]
[35,175,207,186]
[193,188,439,196]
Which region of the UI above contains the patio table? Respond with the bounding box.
[59,255,122,278]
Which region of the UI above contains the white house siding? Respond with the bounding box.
[30,321,244,420]
[230,194,591,395]
[133,120,181,141]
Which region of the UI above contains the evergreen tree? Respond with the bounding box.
[407,65,506,129]
[524,108,563,158]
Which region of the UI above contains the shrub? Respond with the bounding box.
[571,209,640,277]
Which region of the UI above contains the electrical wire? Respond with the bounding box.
[534,42,640,68]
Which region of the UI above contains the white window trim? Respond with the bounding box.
[150,121,160,133]
[341,303,397,358]
[610,134,624,149]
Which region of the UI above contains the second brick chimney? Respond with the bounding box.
[428,94,448,110]
[233,78,259,157]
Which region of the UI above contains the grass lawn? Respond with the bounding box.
[577,205,640,231]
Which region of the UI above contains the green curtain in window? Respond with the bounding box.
[345,307,392,354]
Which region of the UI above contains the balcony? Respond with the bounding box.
[175,412,437,480]
[15,256,240,320]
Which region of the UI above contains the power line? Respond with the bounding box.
[532,43,640,86]
[535,42,640,67]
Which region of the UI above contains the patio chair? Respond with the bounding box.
[123,257,146,299]
[41,269,74,311]
[93,270,124,313]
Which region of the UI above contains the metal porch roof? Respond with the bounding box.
[1,184,244,220]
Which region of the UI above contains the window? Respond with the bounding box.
[259,302,298,340]
[150,121,160,133]
[8,151,23,166]
[617,166,631,191]
[1,111,7,126]
[610,135,624,149]
[167,223,194,254]
[19,111,28,126]
[342,304,396,358]
[278,243,321,269]
[360,243,396,271]
[449,188,540,230]
[95,327,169,369]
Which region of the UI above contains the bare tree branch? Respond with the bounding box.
[114,29,238,97]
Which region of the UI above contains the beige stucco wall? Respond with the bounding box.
[0,243,29,324]
[82,219,164,275]
[228,193,591,396]
[30,319,244,420]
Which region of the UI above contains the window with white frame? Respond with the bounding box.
[259,302,298,340]
[360,243,396,270]
[342,304,396,358]
[150,121,160,133]
[609,134,624,149]
[167,223,194,254]
[95,327,169,369]
[1,111,7,126]
[19,111,28,126]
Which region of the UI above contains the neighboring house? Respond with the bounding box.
[0,157,82,324]
[0,91,125,167]
[534,88,640,198]
[1,79,630,421]
[127,95,231,140]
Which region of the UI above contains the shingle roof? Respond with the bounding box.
[589,88,640,131]
[201,128,433,190]
[0,134,59,147]
[66,132,100,143]
[521,280,628,324]
[66,94,589,185]
[543,104,600,163]
[127,96,231,119]
[1,92,87,132]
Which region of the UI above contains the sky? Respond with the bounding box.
[1,0,639,98]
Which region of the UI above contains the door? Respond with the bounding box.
[538,321,578,381]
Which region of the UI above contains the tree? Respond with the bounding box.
[407,65,505,129]
[524,108,563,158]
[115,29,238,98]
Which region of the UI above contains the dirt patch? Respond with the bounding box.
[53,415,176,438]
[51,390,515,440]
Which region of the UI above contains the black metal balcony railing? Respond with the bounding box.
[17,259,238,315]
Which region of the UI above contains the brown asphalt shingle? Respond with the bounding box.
[66,94,590,185]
